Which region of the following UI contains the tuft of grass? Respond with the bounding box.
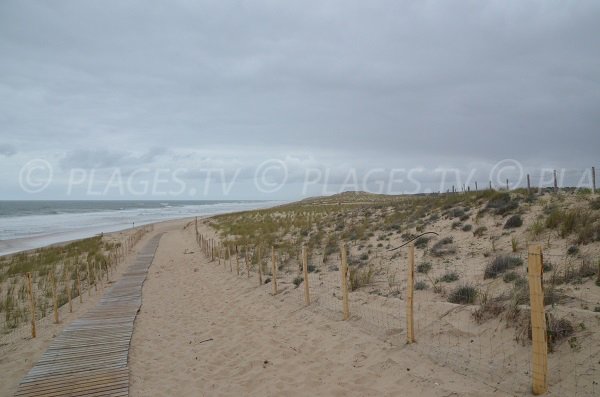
[349,265,374,291]
[438,271,460,283]
[484,255,523,279]
[511,236,519,252]
[448,284,478,304]
[529,220,545,237]
[461,224,472,232]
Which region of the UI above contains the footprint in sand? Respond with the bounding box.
[352,352,368,368]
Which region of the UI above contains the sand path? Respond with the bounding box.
[129,223,508,396]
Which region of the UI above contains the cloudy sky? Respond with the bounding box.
[1,1,599,200]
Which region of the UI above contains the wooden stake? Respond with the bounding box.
[65,271,72,313]
[76,264,82,303]
[245,247,250,278]
[553,170,558,193]
[97,262,103,289]
[26,272,36,338]
[87,261,92,296]
[271,246,278,295]
[527,174,531,195]
[406,243,415,344]
[302,245,310,305]
[235,246,240,276]
[218,242,221,266]
[340,243,350,320]
[50,272,59,324]
[258,246,263,285]
[528,244,548,395]
[592,166,596,194]
[228,246,232,272]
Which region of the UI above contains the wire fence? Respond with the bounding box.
[196,225,600,396]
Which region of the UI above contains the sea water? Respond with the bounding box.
[0,200,281,256]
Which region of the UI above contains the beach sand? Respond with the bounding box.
[128,221,506,396]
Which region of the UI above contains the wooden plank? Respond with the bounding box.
[14,233,163,396]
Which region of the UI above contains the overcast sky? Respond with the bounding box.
[1,1,599,200]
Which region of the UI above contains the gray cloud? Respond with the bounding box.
[1,1,599,198]
[0,143,17,157]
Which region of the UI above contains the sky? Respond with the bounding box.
[1,1,599,200]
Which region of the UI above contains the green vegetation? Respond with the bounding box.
[438,271,460,283]
[504,214,523,229]
[484,255,523,279]
[448,284,478,304]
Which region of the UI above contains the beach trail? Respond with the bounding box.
[129,222,508,396]
[12,233,163,397]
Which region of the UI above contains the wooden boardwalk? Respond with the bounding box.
[14,234,163,397]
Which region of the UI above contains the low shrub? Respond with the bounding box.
[448,284,478,304]
[484,255,523,279]
[293,276,303,288]
[504,214,523,229]
[415,281,428,290]
[414,236,430,249]
[416,262,432,274]
[462,224,473,232]
[502,271,520,283]
[473,226,487,237]
[431,237,456,257]
[438,272,460,283]
[486,192,519,215]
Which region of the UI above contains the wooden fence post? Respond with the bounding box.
[271,246,278,295]
[553,170,558,193]
[527,174,531,195]
[257,246,263,285]
[76,264,82,303]
[97,262,103,290]
[50,272,59,324]
[65,271,72,313]
[228,246,232,272]
[87,261,92,296]
[528,244,548,395]
[26,272,36,338]
[302,245,310,305]
[340,243,350,320]
[406,243,415,344]
[218,242,221,266]
[236,246,240,276]
[592,166,596,194]
[245,247,250,278]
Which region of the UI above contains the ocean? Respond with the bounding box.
[0,200,282,256]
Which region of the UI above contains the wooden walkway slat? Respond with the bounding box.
[14,234,163,397]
